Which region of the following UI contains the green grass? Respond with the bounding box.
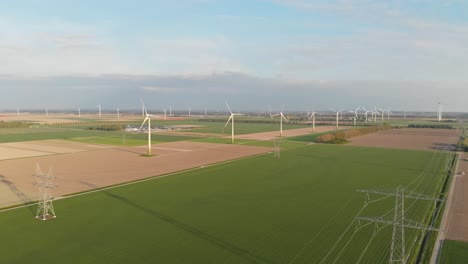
[0,127,197,145]
[0,145,449,263]
[439,240,468,264]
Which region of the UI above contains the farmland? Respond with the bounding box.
[439,240,468,264]
[0,144,449,263]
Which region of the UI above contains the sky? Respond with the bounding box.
[1,0,468,112]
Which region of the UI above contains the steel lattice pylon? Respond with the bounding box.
[34,164,57,221]
[390,186,406,263]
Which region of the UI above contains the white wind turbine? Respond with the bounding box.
[138,99,155,156]
[378,108,386,122]
[164,109,167,120]
[362,107,372,123]
[348,106,361,127]
[330,108,345,129]
[117,108,120,119]
[78,107,81,118]
[308,111,316,132]
[373,106,379,123]
[271,105,289,137]
[224,101,242,144]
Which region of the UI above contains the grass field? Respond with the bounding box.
[0,119,310,146]
[0,145,449,264]
[438,240,468,264]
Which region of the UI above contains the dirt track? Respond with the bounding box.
[445,153,468,242]
[349,128,459,151]
[233,126,336,140]
[0,141,272,208]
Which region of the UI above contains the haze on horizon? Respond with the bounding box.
[1,0,468,112]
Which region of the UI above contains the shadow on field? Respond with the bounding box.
[0,174,35,215]
[80,181,273,264]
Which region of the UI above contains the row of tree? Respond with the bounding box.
[317,124,392,144]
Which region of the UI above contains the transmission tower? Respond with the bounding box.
[273,138,282,159]
[357,186,443,264]
[34,164,57,220]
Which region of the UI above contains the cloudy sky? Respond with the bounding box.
[1,0,467,112]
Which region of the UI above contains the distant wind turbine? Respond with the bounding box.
[271,105,289,137]
[348,107,361,127]
[224,101,243,144]
[138,99,155,156]
[330,108,345,129]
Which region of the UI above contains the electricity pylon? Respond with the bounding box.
[357,186,443,264]
[34,164,57,220]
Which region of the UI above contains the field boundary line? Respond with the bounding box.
[0,142,312,213]
[429,152,461,264]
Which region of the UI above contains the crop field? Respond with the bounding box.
[439,240,468,264]
[0,144,449,264]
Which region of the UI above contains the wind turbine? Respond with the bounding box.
[45,107,48,117]
[308,111,316,132]
[224,101,242,144]
[378,108,386,122]
[78,107,81,118]
[348,106,361,127]
[271,105,289,137]
[362,107,373,123]
[330,108,345,129]
[117,108,120,119]
[138,99,155,156]
[385,107,391,120]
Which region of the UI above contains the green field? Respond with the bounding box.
[439,240,468,264]
[0,119,310,146]
[0,145,450,263]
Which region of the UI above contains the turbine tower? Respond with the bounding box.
[271,105,289,137]
[78,107,81,118]
[138,99,155,156]
[330,108,345,129]
[362,107,372,123]
[45,107,48,117]
[437,103,443,122]
[348,106,361,127]
[224,101,242,144]
[117,108,120,119]
[308,111,316,132]
[98,104,101,118]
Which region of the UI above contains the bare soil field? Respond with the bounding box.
[0,140,272,208]
[349,128,459,151]
[233,126,336,140]
[446,153,468,242]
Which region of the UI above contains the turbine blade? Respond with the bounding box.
[139,117,149,132]
[224,115,233,128]
[281,113,289,122]
[225,101,233,114]
[140,98,148,115]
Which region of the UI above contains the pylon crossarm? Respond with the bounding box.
[357,189,445,202]
[357,217,439,231]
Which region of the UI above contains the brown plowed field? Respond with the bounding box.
[349,128,459,151]
[446,153,468,242]
[0,140,272,208]
[233,126,337,140]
